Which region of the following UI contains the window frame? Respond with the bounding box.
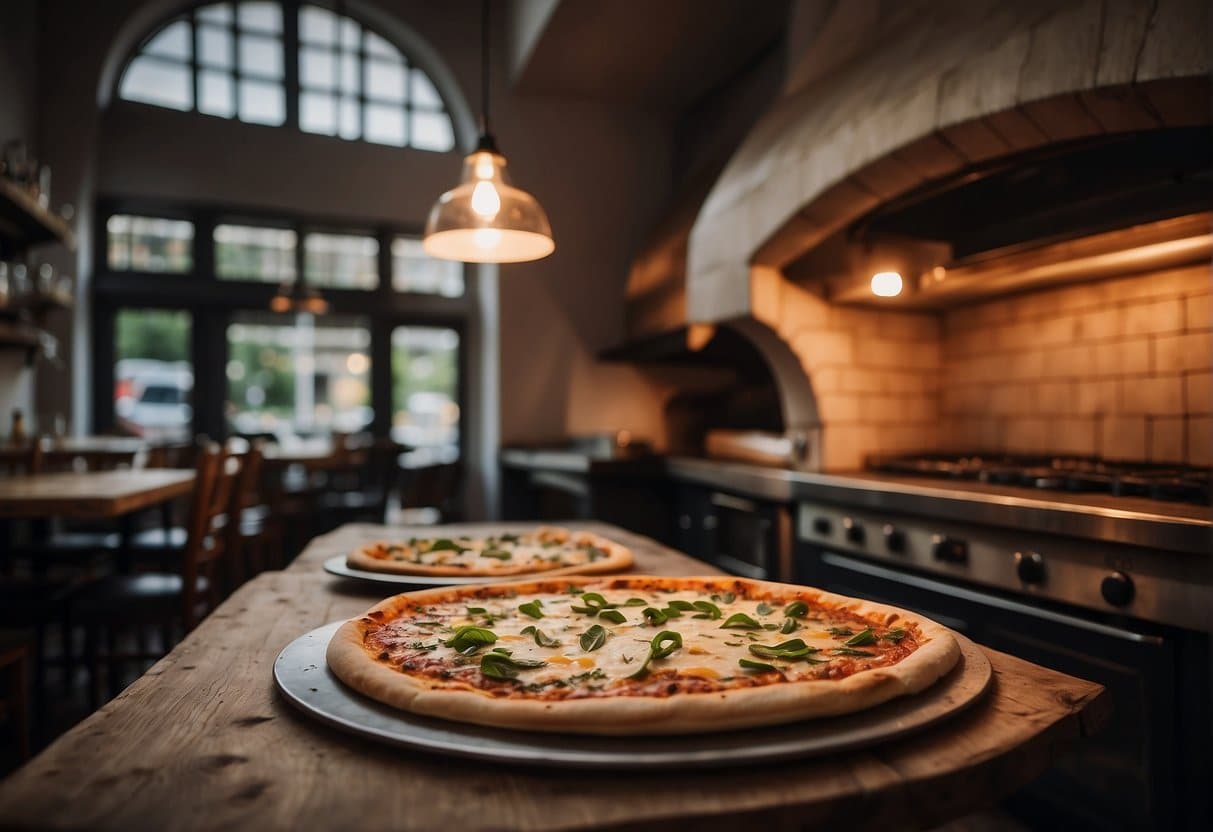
[115,0,455,151]
[91,197,470,462]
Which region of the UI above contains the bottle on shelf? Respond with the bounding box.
[10,408,27,446]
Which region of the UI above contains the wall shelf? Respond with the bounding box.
[0,178,75,255]
[0,321,52,365]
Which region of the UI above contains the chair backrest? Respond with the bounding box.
[146,441,198,470]
[179,441,242,630]
[41,449,138,473]
[0,438,45,476]
[223,439,265,589]
[399,461,463,520]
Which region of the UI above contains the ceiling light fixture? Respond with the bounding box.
[270,273,329,315]
[870,271,903,297]
[422,0,554,263]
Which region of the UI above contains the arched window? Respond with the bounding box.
[117,1,455,151]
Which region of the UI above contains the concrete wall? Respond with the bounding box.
[23,0,674,513]
[0,0,39,431]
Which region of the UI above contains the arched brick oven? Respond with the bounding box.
[674,0,1210,470]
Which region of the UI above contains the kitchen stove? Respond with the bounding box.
[789,456,1212,832]
[869,453,1212,506]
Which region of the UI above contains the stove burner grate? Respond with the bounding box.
[868,455,1211,506]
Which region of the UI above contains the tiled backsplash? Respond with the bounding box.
[774,263,1211,470]
[941,264,1211,466]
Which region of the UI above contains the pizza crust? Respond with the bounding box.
[345,527,634,577]
[326,576,960,735]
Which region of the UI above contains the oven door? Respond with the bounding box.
[799,549,1209,832]
[706,492,789,580]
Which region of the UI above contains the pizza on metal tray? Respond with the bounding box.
[327,575,960,735]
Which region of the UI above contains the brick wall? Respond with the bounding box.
[753,271,942,470]
[940,265,1212,465]
[768,264,1212,470]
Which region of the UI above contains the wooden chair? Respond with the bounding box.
[0,438,44,476]
[0,638,31,765]
[71,442,241,706]
[224,440,283,587]
[321,438,405,529]
[29,438,142,566]
[398,461,464,524]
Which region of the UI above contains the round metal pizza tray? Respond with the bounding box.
[323,555,501,587]
[275,621,993,770]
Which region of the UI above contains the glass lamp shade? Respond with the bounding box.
[423,149,554,263]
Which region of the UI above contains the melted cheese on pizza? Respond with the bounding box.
[360,582,918,698]
[361,528,613,572]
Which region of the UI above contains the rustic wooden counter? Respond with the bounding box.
[0,523,1110,831]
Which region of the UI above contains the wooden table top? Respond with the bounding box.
[0,523,1111,831]
[0,436,147,455]
[0,469,194,518]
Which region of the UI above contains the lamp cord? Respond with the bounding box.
[480,0,491,136]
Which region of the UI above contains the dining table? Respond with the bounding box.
[0,469,195,569]
[0,469,194,520]
[0,522,1111,831]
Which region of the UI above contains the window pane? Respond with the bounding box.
[340,18,360,49]
[239,33,282,78]
[197,3,233,25]
[303,233,378,289]
[339,52,359,95]
[300,46,335,88]
[339,97,360,140]
[143,19,191,60]
[365,31,396,59]
[238,1,282,33]
[392,326,460,464]
[410,70,442,109]
[120,56,193,111]
[215,224,296,281]
[114,309,193,443]
[365,104,405,146]
[300,92,337,135]
[238,78,285,125]
[392,237,463,296]
[366,59,405,101]
[107,215,194,272]
[411,110,454,152]
[198,24,232,68]
[199,70,235,117]
[226,312,371,439]
[299,5,336,44]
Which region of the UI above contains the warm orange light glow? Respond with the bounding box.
[871,271,903,297]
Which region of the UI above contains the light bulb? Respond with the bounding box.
[870,271,903,297]
[473,228,502,250]
[471,181,501,218]
[473,153,497,179]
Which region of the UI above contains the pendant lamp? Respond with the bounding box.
[423,0,554,263]
[270,272,328,315]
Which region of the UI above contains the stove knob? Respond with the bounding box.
[883,525,906,553]
[1015,551,1046,585]
[1101,571,1135,607]
[932,535,968,564]
[843,518,865,545]
[812,517,833,536]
